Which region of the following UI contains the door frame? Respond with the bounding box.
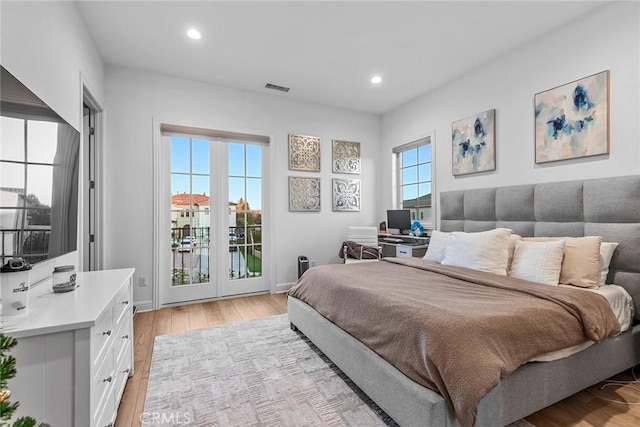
[152,118,275,310]
[80,74,106,272]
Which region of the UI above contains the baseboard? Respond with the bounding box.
[134,300,154,313]
[276,282,295,293]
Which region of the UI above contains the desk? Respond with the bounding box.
[379,234,429,258]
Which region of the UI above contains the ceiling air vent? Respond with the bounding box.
[265,83,290,93]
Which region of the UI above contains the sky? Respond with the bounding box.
[400,144,431,202]
[170,137,262,210]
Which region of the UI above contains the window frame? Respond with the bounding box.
[393,134,435,230]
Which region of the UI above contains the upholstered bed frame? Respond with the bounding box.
[288,174,640,426]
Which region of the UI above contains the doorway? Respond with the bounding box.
[81,93,103,271]
[157,126,269,306]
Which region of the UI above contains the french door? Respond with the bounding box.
[159,132,267,305]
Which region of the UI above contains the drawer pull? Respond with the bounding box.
[122,300,129,305]
[103,376,112,383]
[122,334,129,340]
[123,368,131,374]
[105,423,113,427]
[102,330,112,336]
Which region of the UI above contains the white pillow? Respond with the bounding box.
[508,240,566,286]
[507,234,522,270]
[423,230,449,263]
[599,242,619,286]
[441,228,512,275]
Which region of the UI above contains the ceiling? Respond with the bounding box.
[75,1,608,115]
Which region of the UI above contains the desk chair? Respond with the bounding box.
[342,226,381,264]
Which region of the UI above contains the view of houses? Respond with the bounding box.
[170,192,262,285]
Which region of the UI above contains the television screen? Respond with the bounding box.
[387,209,411,234]
[0,66,80,265]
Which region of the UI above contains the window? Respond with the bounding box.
[393,137,433,226]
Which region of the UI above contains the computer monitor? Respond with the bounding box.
[387,209,411,235]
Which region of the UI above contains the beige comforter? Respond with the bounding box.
[288,258,621,427]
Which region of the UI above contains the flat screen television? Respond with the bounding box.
[0,66,80,266]
[387,209,411,235]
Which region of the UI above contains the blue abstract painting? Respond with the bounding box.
[535,70,609,163]
[452,109,496,176]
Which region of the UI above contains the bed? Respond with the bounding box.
[287,175,640,427]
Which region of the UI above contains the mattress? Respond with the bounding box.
[530,284,633,362]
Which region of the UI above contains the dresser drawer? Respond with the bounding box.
[113,341,132,406]
[92,348,114,425]
[113,284,131,326]
[396,245,413,257]
[113,314,131,366]
[95,385,115,427]
[91,306,114,368]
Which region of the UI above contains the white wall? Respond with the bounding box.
[0,1,105,130]
[0,1,105,283]
[380,2,640,225]
[104,66,380,305]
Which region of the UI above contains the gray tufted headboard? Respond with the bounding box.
[440,175,640,319]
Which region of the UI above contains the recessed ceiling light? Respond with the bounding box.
[371,76,382,84]
[187,29,201,40]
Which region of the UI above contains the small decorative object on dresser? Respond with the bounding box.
[288,134,321,171]
[452,109,496,176]
[534,70,610,163]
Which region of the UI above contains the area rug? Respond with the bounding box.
[143,314,534,426]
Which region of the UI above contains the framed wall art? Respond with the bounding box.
[332,140,361,174]
[288,177,321,212]
[332,178,360,212]
[452,109,496,176]
[534,70,610,164]
[288,134,321,171]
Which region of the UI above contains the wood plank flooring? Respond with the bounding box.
[114,293,287,427]
[115,292,640,426]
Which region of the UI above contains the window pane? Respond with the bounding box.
[419,207,433,224]
[0,208,20,229]
[171,174,190,196]
[0,163,25,206]
[1,117,25,161]
[401,184,418,206]
[402,166,417,185]
[246,144,261,177]
[26,207,51,226]
[418,183,432,206]
[27,120,58,164]
[229,177,244,204]
[26,164,53,206]
[418,144,432,163]
[228,143,245,176]
[401,148,418,167]
[191,139,209,174]
[170,137,190,173]
[246,178,262,210]
[418,163,431,182]
[191,175,209,201]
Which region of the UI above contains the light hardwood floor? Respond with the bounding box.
[115,293,640,426]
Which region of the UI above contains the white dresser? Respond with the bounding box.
[1,268,135,427]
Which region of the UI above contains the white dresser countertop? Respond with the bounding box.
[0,268,135,339]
